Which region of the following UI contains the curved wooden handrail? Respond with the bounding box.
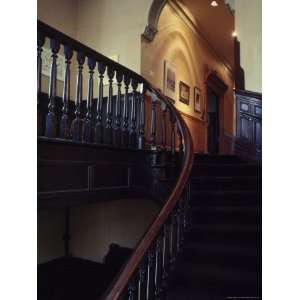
[100,85,194,299]
[37,20,194,299]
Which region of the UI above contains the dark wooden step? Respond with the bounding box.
[191,205,260,226]
[167,261,261,297]
[179,243,259,272]
[186,224,260,246]
[192,163,261,177]
[191,176,261,191]
[194,154,245,164]
[190,190,261,207]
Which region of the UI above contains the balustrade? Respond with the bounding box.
[37,21,187,153]
[37,20,193,300]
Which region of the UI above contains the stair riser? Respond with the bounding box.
[193,155,244,164]
[192,165,261,177]
[169,268,260,293]
[179,253,259,272]
[191,193,261,205]
[186,229,260,246]
[191,212,260,226]
[191,179,261,191]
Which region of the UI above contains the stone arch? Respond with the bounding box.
[142,0,167,41]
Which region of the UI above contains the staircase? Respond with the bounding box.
[166,154,261,300]
[37,21,261,299]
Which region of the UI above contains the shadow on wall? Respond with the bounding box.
[38,198,160,264]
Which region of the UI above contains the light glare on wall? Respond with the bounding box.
[211,1,218,7]
[232,31,237,37]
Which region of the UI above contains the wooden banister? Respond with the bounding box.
[100,89,194,299]
[37,20,194,299]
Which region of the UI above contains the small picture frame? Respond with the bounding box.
[163,60,176,102]
[194,87,202,113]
[179,81,190,105]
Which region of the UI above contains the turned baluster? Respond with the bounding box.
[178,123,184,153]
[183,182,191,232]
[45,39,60,138]
[138,84,146,150]
[170,210,178,266]
[60,45,73,139]
[160,102,167,150]
[180,198,186,250]
[162,221,171,282]
[170,110,176,156]
[114,70,123,146]
[150,94,158,150]
[83,57,96,143]
[130,79,138,148]
[37,32,45,136]
[128,277,138,300]
[71,52,85,142]
[138,260,147,300]
[104,66,115,144]
[95,62,106,143]
[155,235,163,297]
[146,247,155,300]
[176,202,182,253]
[122,74,130,147]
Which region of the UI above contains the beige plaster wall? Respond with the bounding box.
[38,199,159,264]
[76,0,152,74]
[141,3,235,153]
[38,0,78,99]
[37,0,78,38]
[235,0,262,93]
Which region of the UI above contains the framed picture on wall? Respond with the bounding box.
[194,87,202,113]
[179,81,190,105]
[163,60,176,102]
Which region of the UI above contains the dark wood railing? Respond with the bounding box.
[37,20,194,299]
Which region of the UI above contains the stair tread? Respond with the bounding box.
[191,206,259,213]
[190,223,259,232]
[165,154,261,299]
[193,162,261,167]
[192,175,260,181]
[185,241,259,256]
[170,261,260,286]
[192,190,261,196]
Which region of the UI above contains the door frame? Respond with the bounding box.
[204,71,228,154]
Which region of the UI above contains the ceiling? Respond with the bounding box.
[174,0,235,69]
